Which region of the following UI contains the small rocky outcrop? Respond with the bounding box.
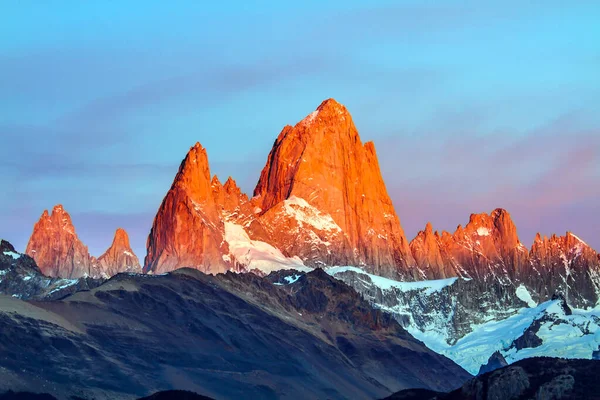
[478,351,509,376]
[97,228,142,276]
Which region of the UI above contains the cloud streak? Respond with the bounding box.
[1,0,598,259]
[378,112,600,248]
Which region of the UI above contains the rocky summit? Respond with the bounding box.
[144,99,416,278]
[409,208,528,281]
[97,228,142,277]
[249,99,415,277]
[144,143,232,274]
[408,209,600,308]
[25,205,141,279]
[26,205,97,278]
[141,99,599,312]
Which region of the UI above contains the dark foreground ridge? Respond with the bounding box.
[0,391,59,400]
[0,390,214,400]
[137,390,215,400]
[0,267,469,400]
[0,240,103,300]
[383,357,600,400]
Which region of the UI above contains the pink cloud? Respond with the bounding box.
[377,113,600,249]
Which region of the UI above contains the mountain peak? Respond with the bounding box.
[252,99,415,278]
[174,142,213,203]
[51,204,66,215]
[211,175,222,187]
[113,228,130,248]
[296,98,352,129]
[566,231,588,246]
[425,222,434,234]
[316,97,347,114]
[98,228,141,276]
[0,239,16,253]
[463,208,519,243]
[184,142,209,171]
[224,176,238,192]
[25,205,93,278]
[409,221,448,279]
[145,142,229,274]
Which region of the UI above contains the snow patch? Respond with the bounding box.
[476,227,490,236]
[300,110,318,126]
[408,300,600,375]
[570,233,588,246]
[284,275,301,284]
[47,279,79,295]
[3,251,21,260]
[123,250,134,257]
[327,266,458,295]
[516,284,537,307]
[224,222,310,274]
[283,196,342,232]
[330,265,600,374]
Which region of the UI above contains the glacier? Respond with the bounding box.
[327,266,600,375]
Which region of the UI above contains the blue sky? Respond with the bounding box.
[1,1,599,258]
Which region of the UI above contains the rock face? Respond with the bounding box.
[211,176,253,223]
[330,267,523,348]
[525,232,599,308]
[385,358,600,400]
[141,98,600,298]
[145,99,416,277]
[410,209,528,281]
[331,244,600,375]
[250,99,415,278]
[409,210,600,308]
[478,351,509,376]
[25,205,98,278]
[97,228,142,276]
[25,205,141,279]
[144,143,230,274]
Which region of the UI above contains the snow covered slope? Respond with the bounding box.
[224,222,310,274]
[328,266,522,345]
[328,266,600,375]
[327,266,457,294]
[423,300,600,374]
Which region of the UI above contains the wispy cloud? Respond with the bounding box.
[379,111,600,247]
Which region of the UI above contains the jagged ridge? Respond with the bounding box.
[25,205,141,278]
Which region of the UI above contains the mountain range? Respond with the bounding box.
[2,98,599,399]
[22,98,600,308]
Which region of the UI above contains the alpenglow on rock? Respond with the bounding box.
[144,99,416,278]
[144,143,231,274]
[26,205,98,278]
[97,228,142,276]
[249,98,416,278]
[408,209,600,307]
[409,208,529,281]
[25,205,141,279]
